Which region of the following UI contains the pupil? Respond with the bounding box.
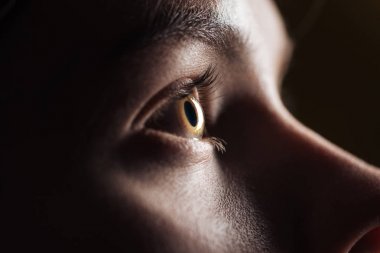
[184,101,198,127]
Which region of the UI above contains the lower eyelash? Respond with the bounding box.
[205,136,227,154]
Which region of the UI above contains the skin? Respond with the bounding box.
[1,0,380,252]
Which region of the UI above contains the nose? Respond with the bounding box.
[216,96,380,252]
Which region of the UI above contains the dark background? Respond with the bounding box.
[280,0,380,166]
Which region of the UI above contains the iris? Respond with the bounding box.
[177,95,205,138]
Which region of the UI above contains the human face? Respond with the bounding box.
[2,0,380,252]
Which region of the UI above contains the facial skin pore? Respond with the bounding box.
[1,0,380,253]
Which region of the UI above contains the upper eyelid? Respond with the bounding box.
[179,66,218,97]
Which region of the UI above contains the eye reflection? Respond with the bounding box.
[178,94,205,138]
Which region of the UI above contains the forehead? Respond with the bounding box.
[25,0,289,49]
[28,0,288,57]
[32,0,284,37]
[13,0,290,96]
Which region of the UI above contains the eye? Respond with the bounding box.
[177,94,205,138]
[145,88,207,140]
[140,66,226,152]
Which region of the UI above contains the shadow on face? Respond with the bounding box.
[1,0,380,252]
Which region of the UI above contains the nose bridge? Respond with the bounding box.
[218,98,380,252]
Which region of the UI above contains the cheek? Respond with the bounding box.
[99,159,226,250]
[93,143,270,252]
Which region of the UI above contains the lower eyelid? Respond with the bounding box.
[118,128,214,168]
[143,128,213,156]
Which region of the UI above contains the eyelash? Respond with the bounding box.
[175,66,217,118]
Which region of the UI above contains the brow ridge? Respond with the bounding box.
[115,0,244,56]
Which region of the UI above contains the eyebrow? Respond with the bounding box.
[114,0,244,56]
